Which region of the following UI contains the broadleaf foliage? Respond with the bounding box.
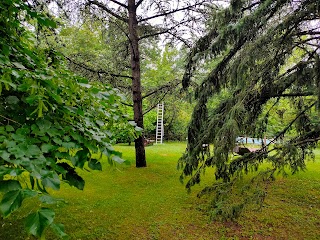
[0,0,135,238]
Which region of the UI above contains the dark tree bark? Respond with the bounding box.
[128,0,146,167]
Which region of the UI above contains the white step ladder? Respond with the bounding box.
[156,103,164,144]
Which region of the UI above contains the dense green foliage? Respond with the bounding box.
[180,0,320,218]
[0,0,133,238]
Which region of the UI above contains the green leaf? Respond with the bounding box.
[0,150,11,161]
[0,190,23,217]
[12,62,26,69]
[5,125,15,132]
[61,141,76,150]
[41,143,56,153]
[9,168,24,177]
[128,121,137,126]
[96,120,105,127]
[0,126,6,135]
[16,126,30,135]
[55,152,70,160]
[42,172,60,190]
[49,92,63,104]
[0,167,10,177]
[70,132,84,142]
[40,135,50,142]
[76,108,84,116]
[0,180,22,192]
[8,145,25,158]
[12,133,26,142]
[25,145,42,156]
[78,83,92,88]
[11,70,20,78]
[71,149,89,168]
[4,140,16,148]
[0,167,25,177]
[2,44,10,56]
[53,138,63,145]
[6,96,19,105]
[25,95,40,104]
[39,194,65,205]
[25,208,55,238]
[135,126,143,132]
[112,155,125,164]
[63,170,85,190]
[22,189,38,198]
[38,17,57,28]
[50,223,69,240]
[77,78,88,84]
[91,87,100,94]
[36,119,52,132]
[88,159,102,171]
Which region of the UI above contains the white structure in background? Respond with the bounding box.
[156,103,164,144]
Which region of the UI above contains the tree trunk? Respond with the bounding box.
[128,0,146,167]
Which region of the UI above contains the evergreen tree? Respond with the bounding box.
[50,0,215,167]
[179,0,320,218]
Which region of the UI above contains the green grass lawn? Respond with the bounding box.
[1,142,320,239]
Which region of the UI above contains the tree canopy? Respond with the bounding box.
[179,0,320,218]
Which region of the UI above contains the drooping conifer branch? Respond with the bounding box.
[179,0,320,219]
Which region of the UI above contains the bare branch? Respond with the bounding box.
[139,29,170,41]
[167,31,192,48]
[65,55,133,79]
[241,1,260,12]
[138,1,207,23]
[135,0,145,8]
[142,80,180,99]
[270,92,314,98]
[293,137,320,146]
[143,90,170,115]
[139,19,190,41]
[121,101,133,107]
[0,114,22,126]
[109,0,128,9]
[88,0,128,23]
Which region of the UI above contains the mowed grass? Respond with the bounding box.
[1,142,320,239]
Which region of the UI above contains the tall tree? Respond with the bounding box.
[53,0,216,167]
[179,0,320,218]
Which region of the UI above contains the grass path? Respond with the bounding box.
[1,142,320,239]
